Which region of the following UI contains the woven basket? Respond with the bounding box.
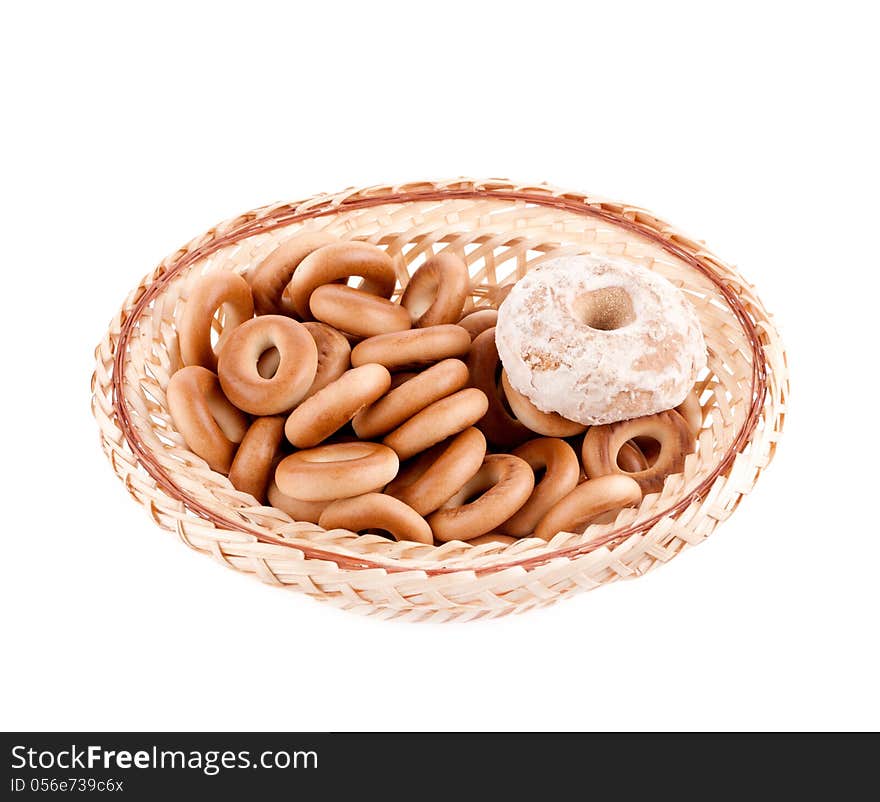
[91,178,788,622]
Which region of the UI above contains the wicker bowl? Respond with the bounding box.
[91,178,788,621]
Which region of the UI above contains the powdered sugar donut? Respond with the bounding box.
[496,255,706,425]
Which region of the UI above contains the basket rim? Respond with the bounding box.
[107,178,773,576]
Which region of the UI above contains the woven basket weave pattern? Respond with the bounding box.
[91,179,787,621]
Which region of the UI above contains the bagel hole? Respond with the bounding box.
[205,396,243,442]
[630,436,660,468]
[256,347,280,379]
[362,528,396,541]
[445,474,493,508]
[404,271,438,318]
[330,422,358,440]
[572,287,635,331]
[533,466,548,485]
[209,307,225,350]
[389,372,416,390]
[462,488,488,505]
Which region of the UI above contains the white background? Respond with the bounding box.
[2,1,877,732]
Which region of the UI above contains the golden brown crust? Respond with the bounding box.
[468,533,517,546]
[617,440,649,473]
[301,322,351,399]
[309,284,411,338]
[267,479,331,523]
[382,388,488,460]
[500,370,586,437]
[350,325,471,371]
[458,308,498,340]
[466,327,532,448]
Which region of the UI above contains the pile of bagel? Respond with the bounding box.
[167,235,700,545]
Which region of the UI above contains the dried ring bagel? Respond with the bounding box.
[247,232,337,316]
[617,441,649,473]
[534,474,642,541]
[458,308,498,340]
[318,493,433,545]
[309,283,411,339]
[267,479,331,524]
[428,454,535,542]
[243,323,348,390]
[217,315,318,415]
[301,321,351,399]
[227,416,286,503]
[382,387,488,461]
[275,441,399,502]
[466,327,531,448]
[384,427,487,516]
[167,365,249,474]
[500,370,586,437]
[581,409,694,494]
[400,251,470,327]
[352,358,469,439]
[179,271,254,371]
[285,241,397,320]
[502,438,581,537]
[350,324,471,371]
[284,364,391,448]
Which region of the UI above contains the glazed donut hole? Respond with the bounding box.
[167,237,706,548]
[571,286,636,331]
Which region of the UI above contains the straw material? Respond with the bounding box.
[91,178,788,621]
